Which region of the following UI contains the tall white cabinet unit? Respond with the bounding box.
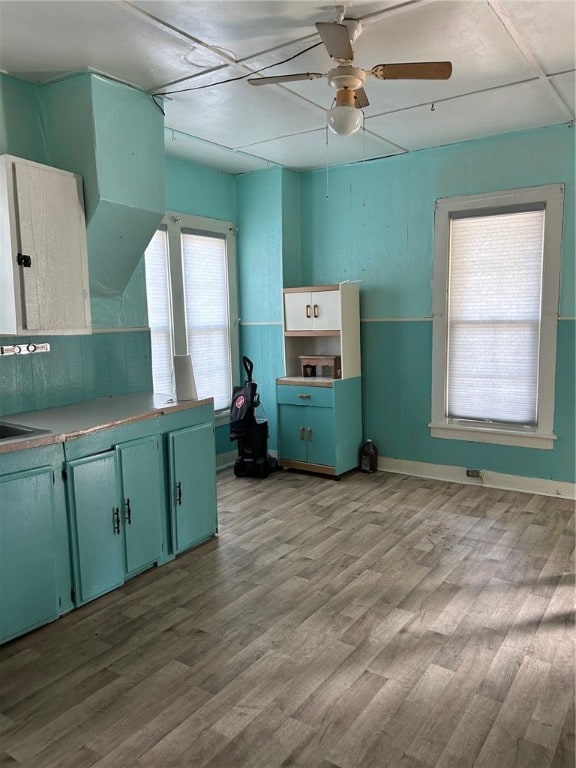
[0,155,91,335]
[277,283,362,478]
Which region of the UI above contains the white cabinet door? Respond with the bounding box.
[284,289,340,331]
[284,291,313,331]
[312,290,340,330]
[0,155,91,335]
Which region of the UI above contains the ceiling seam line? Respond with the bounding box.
[486,0,573,119]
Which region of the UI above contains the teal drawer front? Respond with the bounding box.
[277,384,334,408]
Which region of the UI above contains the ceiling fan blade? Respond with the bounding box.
[370,62,453,80]
[355,87,370,108]
[248,72,324,86]
[316,21,354,61]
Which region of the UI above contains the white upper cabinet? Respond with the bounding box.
[0,155,91,335]
[283,287,341,332]
[281,283,361,379]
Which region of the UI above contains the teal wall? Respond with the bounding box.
[1,68,573,484]
[0,332,152,417]
[0,74,47,162]
[165,154,236,221]
[297,124,575,482]
[235,168,292,449]
[0,72,156,416]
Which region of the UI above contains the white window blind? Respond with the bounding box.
[181,231,231,411]
[447,210,545,425]
[144,228,175,397]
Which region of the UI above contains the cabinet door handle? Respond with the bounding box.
[125,498,132,525]
[307,427,313,441]
[313,304,319,318]
[297,393,311,399]
[176,481,182,506]
[299,426,305,440]
[113,507,121,535]
[305,304,311,318]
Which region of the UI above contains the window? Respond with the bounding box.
[431,184,564,449]
[144,213,239,415]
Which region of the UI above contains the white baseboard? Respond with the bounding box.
[379,457,575,500]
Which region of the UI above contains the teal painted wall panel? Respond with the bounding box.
[165,155,236,221]
[239,323,285,450]
[91,76,165,213]
[236,168,284,325]
[215,425,232,457]
[44,73,165,301]
[86,199,163,300]
[90,258,149,330]
[0,74,47,162]
[0,331,152,418]
[361,319,575,482]
[43,74,99,216]
[302,124,575,318]
[553,320,576,481]
[302,159,411,316]
[281,170,302,288]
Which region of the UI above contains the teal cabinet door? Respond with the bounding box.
[278,404,308,462]
[278,404,335,466]
[117,436,163,574]
[169,422,217,553]
[67,452,124,603]
[305,407,336,466]
[0,467,58,643]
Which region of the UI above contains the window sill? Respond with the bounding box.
[429,422,556,449]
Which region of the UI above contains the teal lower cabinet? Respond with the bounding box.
[277,378,362,477]
[117,436,163,575]
[66,435,164,604]
[66,451,125,603]
[0,402,217,642]
[168,422,217,553]
[0,466,59,643]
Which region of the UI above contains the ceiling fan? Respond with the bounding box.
[248,8,452,136]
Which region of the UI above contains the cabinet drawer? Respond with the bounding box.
[277,384,334,408]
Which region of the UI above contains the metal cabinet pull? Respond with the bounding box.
[113,507,121,535]
[176,481,182,506]
[307,427,313,441]
[305,304,311,318]
[313,304,319,318]
[297,393,311,399]
[299,426,305,440]
[125,498,132,525]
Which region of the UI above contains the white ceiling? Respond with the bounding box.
[0,0,574,174]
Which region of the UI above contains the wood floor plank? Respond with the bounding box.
[0,469,573,768]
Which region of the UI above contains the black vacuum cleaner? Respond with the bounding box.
[230,356,278,478]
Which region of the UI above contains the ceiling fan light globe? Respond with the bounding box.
[327,105,362,135]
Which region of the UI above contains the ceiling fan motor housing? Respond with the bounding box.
[327,65,366,91]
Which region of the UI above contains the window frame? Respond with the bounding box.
[152,212,239,423]
[430,184,564,450]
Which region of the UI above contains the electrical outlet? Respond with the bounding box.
[466,468,481,478]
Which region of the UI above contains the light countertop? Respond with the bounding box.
[0,394,213,454]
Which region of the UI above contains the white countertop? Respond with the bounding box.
[0,394,213,454]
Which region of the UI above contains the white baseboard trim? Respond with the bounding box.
[379,457,575,500]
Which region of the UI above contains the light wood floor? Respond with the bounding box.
[1,468,574,768]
